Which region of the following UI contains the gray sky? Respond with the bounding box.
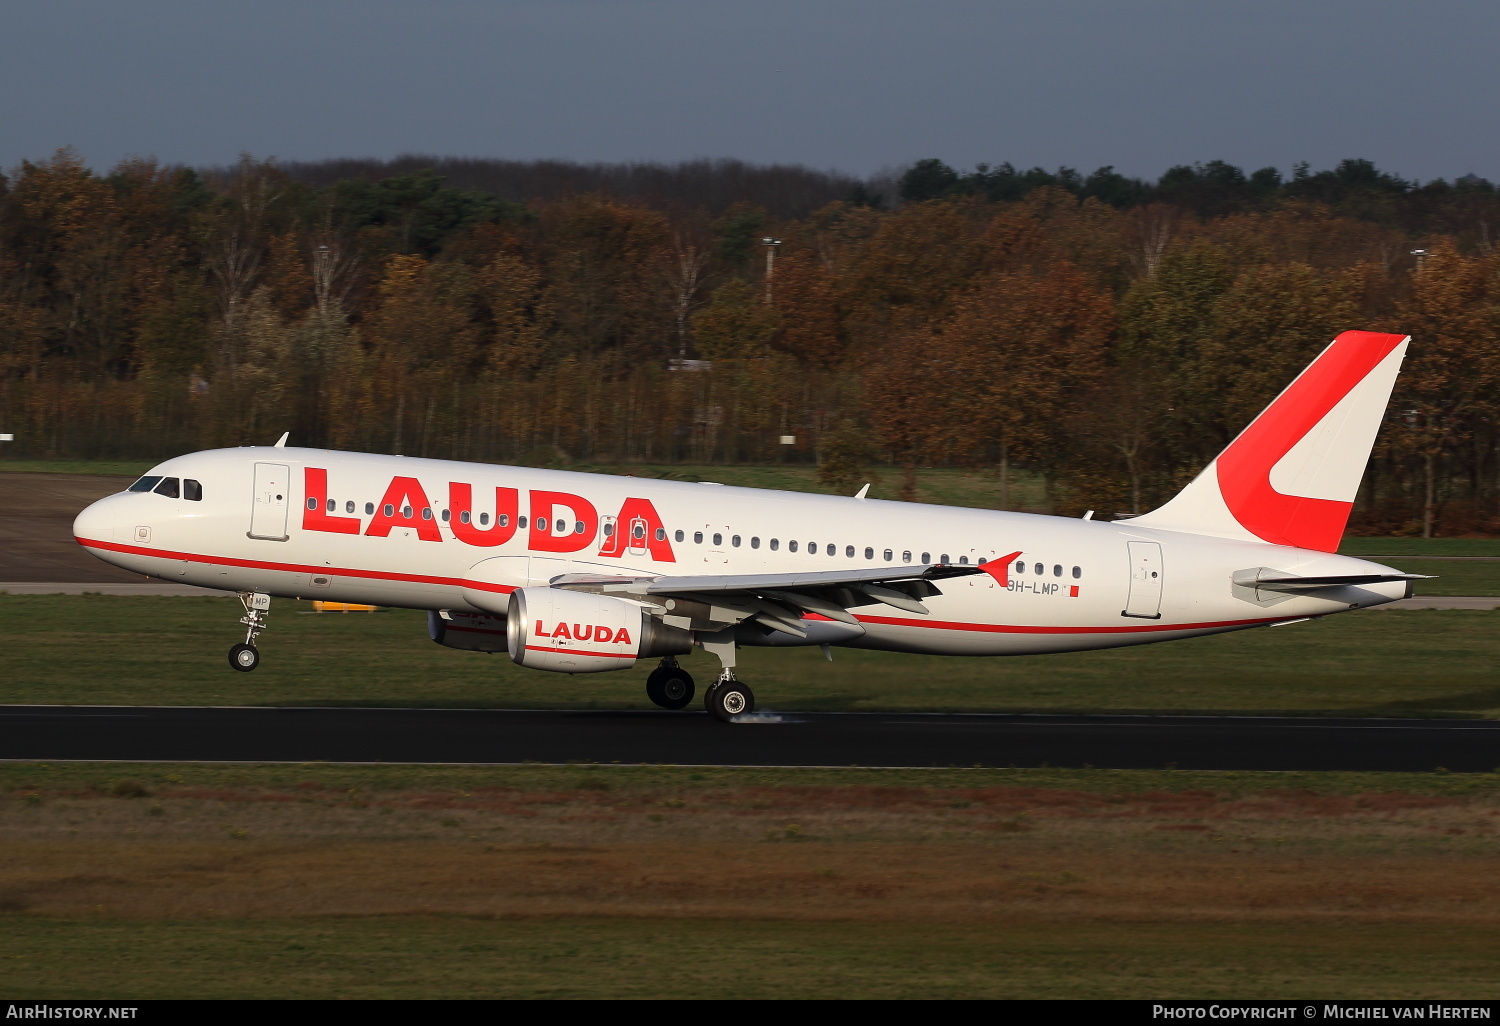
[2,0,1496,182]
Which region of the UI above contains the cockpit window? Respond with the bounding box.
[153,477,180,498]
[128,476,162,493]
[184,479,203,501]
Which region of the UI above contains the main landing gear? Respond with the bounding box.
[646,657,696,710]
[695,628,755,722]
[704,670,755,723]
[228,592,271,673]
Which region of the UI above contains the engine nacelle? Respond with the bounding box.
[427,609,509,653]
[506,587,692,673]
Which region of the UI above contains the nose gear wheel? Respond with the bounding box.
[228,643,260,672]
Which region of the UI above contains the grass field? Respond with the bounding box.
[1,595,1497,717]
[2,761,1499,998]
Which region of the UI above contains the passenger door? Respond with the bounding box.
[1123,541,1163,618]
[248,463,290,541]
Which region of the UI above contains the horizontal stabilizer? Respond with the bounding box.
[1232,567,1432,593]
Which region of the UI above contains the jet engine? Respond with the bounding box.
[506,587,691,673]
[427,609,509,653]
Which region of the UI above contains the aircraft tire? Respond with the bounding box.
[646,667,695,710]
[228,643,260,673]
[706,680,754,722]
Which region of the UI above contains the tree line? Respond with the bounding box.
[3,148,1499,537]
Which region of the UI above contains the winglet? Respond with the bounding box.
[273,432,289,448]
[854,483,870,500]
[980,550,1024,587]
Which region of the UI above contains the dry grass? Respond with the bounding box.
[4,766,1500,996]
[4,776,1499,925]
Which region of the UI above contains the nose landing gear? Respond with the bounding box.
[229,592,271,673]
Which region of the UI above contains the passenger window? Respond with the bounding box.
[326,498,336,512]
[1072,566,1082,579]
[306,498,318,510]
[128,476,163,493]
[479,512,489,525]
[574,521,585,535]
[902,551,911,563]
[365,502,374,515]
[655,528,666,541]
[402,505,413,519]
[959,556,969,565]
[866,547,874,560]
[921,552,930,563]
[603,522,615,536]
[499,514,510,527]
[882,548,891,561]
[1034,563,1043,575]
[751,537,760,549]
[184,480,203,501]
[675,530,685,542]
[629,522,643,538]
[732,535,741,547]
[518,516,527,529]
[789,540,798,553]
[846,545,855,558]
[1016,561,1025,574]
[383,504,394,517]
[770,539,779,551]
[938,553,948,563]
[694,531,703,544]
[808,542,817,554]
[461,511,472,525]
[978,558,987,565]
[829,546,837,558]
[1053,564,1062,577]
[344,500,353,514]
[713,533,722,546]
[441,509,451,522]
[422,508,433,521]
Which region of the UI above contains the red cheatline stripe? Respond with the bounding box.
[851,612,1280,634]
[74,536,516,594]
[79,536,1282,636]
[524,644,629,659]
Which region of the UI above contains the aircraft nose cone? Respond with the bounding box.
[74,495,120,547]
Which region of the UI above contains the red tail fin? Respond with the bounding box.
[1126,330,1409,551]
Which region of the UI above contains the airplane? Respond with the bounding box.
[73,330,1424,722]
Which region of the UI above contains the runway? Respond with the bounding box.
[3,705,1498,772]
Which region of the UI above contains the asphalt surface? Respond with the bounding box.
[3,705,1497,771]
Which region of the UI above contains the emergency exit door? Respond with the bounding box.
[1123,541,1163,618]
[248,462,290,541]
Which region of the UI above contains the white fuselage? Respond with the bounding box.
[73,446,1408,659]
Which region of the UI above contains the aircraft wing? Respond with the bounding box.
[548,563,986,636]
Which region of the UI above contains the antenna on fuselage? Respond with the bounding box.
[273,432,289,448]
[853,483,870,500]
